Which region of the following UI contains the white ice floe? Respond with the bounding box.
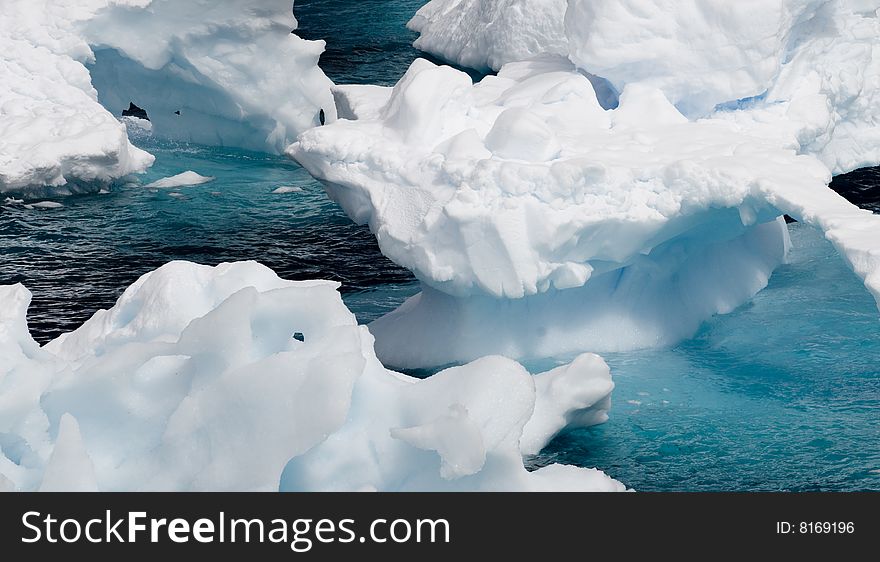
[25,201,65,210]
[272,186,304,194]
[145,171,215,189]
[292,56,880,368]
[1,0,335,193]
[0,261,622,492]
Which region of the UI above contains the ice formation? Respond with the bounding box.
[408,0,568,73]
[0,19,153,195]
[292,53,880,368]
[145,171,215,189]
[0,0,335,194]
[411,1,880,167]
[0,262,623,492]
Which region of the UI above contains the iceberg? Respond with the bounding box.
[411,1,880,169]
[291,56,880,368]
[408,0,568,73]
[0,0,335,194]
[0,30,154,194]
[0,261,623,492]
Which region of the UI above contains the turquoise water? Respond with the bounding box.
[530,223,880,491]
[1,0,878,491]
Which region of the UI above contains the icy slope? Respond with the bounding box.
[291,58,880,368]
[0,0,334,193]
[0,262,623,492]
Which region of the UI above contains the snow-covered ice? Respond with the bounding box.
[0,261,623,492]
[408,0,568,73]
[0,16,154,194]
[0,0,335,194]
[292,56,880,368]
[410,1,880,169]
[83,0,336,153]
[145,171,215,189]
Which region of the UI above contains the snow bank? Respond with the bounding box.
[0,261,622,492]
[292,57,880,368]
[1,0,335,194]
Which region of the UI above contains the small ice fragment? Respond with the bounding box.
[272,186,303,194]
[146,171,214,188]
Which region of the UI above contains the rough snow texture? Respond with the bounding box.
[83,0,336,153]
[408,0,568,73]
[292,57,880,368]
[0,262,623,492]
[0,0,335,193]
[410,1,880,171]
[0,14,153,194]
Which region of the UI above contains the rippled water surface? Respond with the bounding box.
[0,139,417,342]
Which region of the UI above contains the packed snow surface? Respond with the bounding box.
[0,0,335,193]
[292,56,880,368]
[0,261,624,492]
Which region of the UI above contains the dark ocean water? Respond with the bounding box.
[1,0,879,491]
[0,140,417,342]
[831,166,880,213]
[1,1,429,343]
[295,0,486,84]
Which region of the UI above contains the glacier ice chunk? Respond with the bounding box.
[1,0,336,193]
[0,261,623,492]
[292,57,880,368]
